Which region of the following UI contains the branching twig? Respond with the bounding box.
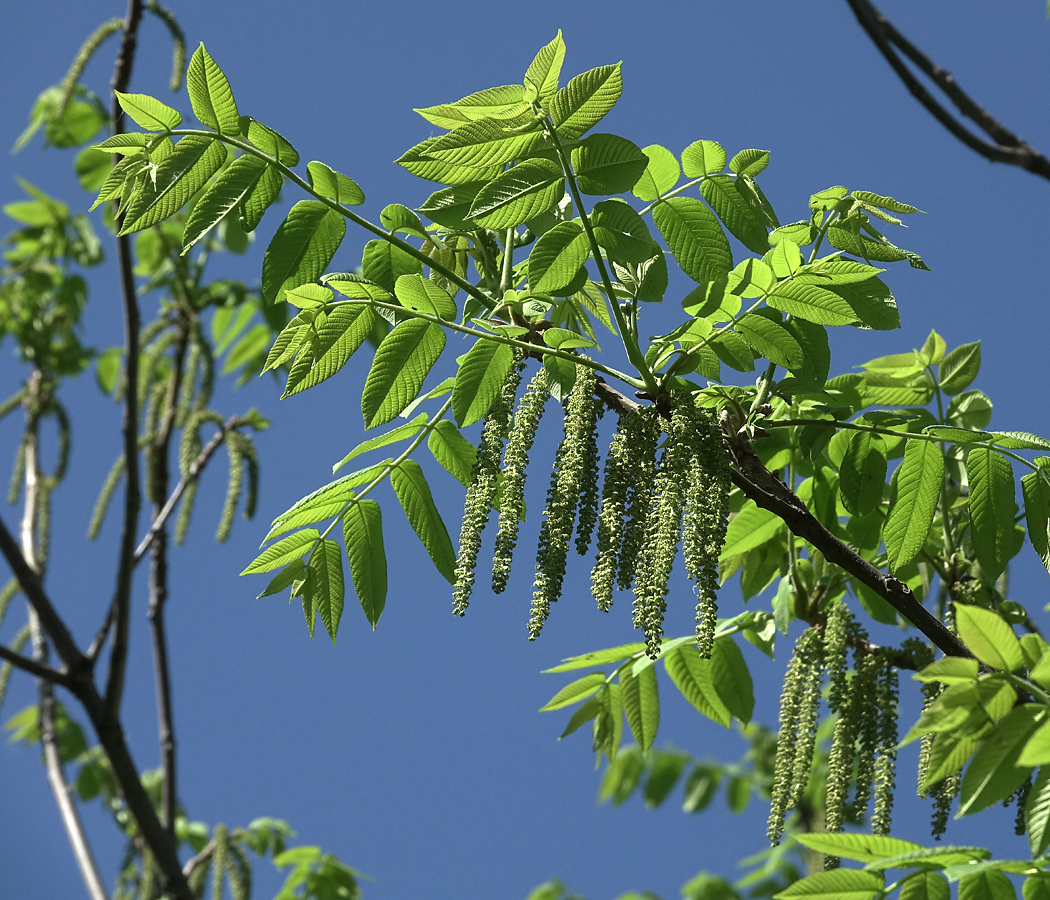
[0,644,71,686]
[845,0,1050,181]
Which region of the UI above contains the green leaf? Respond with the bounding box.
[735,314,802,369]
[529,221,590,293]
[306,161,365,206]
[839,431,887,517]
[1025,876,1050,900]
[957,704,1043,816]
[182,154,268,252]
[283,303,377,398]
[243,117,299,166]
[361,239,422,293]
[452,339,515,427]
[1019,720,1050,766]
[720,502,784,559]
[265,463,390,543]
[829,278,901,331]
[765,279,857,327]
[396,135,506,185]
[664,644,730,727]
[342,499,386,629]
[543,643,645,673]
[866,847,990,871]
[284,284,332,310]
[361,320,446,429]
[913,657,980,685]
[333,414,428,472]
[571,133,648,195]
[242,529,320,575]
[262,201,346,304]
[186,44,239,134]
[114,91,181,131]
[710,637,753,724]
[992,432,1050,452]
[900,874,951,900]
[954,605,1023,673]
[119,136,227,235]
[1022,469,1050,574]
[468,158,565,229]
[884,439,944,572]
[380,203,429,241]
[592,199,660,264]
[540,672,607,711]
[652,196,733,283]
[699,174,771,254]
[92,132,152,154]
[958,871,1016,900]
[940,342,981,395]
[1026,767,1050,856]
[549,63,623,140]
[524,31,565,103]
[394,274,457,319]
[681,140,726,178]
[794,833,924,864]
[389,460,457,583]
[414,85,528,130]
[419,112,544,169]
[631,144,680,202]
[621,662,659,752]
[966,445,1016,582]
[310,539,345,644]
[948,391,993,431]
[240,165,282,233]
[559,696,602,739]
[728,149,769,176]
[773,869,883,900]
[427,420,477,487]
[417,183,484,229]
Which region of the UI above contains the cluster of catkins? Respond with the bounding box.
[766,601,900,856]
[452,360,731,660]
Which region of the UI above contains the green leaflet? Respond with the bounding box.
[529,221,590,293]
[186,44,240,134]
[380,204,429,242]
[389,459,456,583]
[681,140,726,178]
[1022,469,1050,574]
[394,274,457,319]
[524,31,566,103]
[361,239,422,294]
[263,308,315,373]
[940,342,982,395]
[958,704,1043,817]
[241,529,320,575]
[262,200,346,304]
[620,661,659,752]
[419,112,544,168]
[417,183,484,229]
[256,560,307,599]
[831,278,901,331]
[396,135,505,185]
[735,313,802,369]
[728,149,770,177]
[652,196,733,283]
[838,430,887,517]
[114,91,181,131]
[265,463,391,543]
[1019,720,1050,766]
[119,136,227,235]
[284,284,332,309]
[900,873,951,900]
[699,175,770,254]
[540,672,607,711]
[570,133,648,195]
[361,320,446,428]
[773,868,884,900]
[452,339,515,427]
[468,158,565,229]
[1026,768,1050,857]
[549,63,623,140]
[414,85,528,130]
[182,155,269,252]
[720,502,784,560]
[764,279,857,327]
[884,439,944,572]
[306,161,365,207]
[543,642,646,673]
[342,498,386,629]
[283,303,377,398]
[631,144,680,202]
[243,117,300,166]
[333,414,428,473]
[591,199,660,264]
[793,833,924,864]
[663,643,731,727]
[954,605,1023,674]
[958,871,1017,900]
[427,420,477,487]
[308,539,345,644]
[709,637,753,723]
[240,165,281,233]
[966,445,1016,582]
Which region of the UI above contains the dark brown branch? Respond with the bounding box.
[845,0,1050,181]
[104,0,145,720]
[0,644,71,686]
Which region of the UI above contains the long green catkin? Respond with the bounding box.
[591,413,635,611]
[615,410,659,592]
[529,365,598,640]
[452,359,523,615]
[491,368,549,594]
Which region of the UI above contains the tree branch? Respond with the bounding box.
[0,644,71,686]
[104,0,145,720]
[844,0,1050,181]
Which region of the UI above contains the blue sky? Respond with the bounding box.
[2,2,1050,899]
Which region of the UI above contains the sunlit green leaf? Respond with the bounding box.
[966,445,1016,582]
[549,63,623,139]
[631,144,680,202]
[774,869,883,900]
[310,539,345,644]
[242,529,320,575]
[681,140,726,178]
[452,339,514,426]
[394,274,457,319]
[343,498,386,629]
[524,31,566,103]
[186,44,239,134]
[957,704,1043,816]
[621,662,659,752]
[954,605,1023,674]
[469,158,565,229]
[415,85,528,130]
[529,221,590,293]
[389,460,456,583]
[699,174,770,253]
[571,133,648,195]
[307,160,365,206]
[839,430,887,517]
[940,342,981,395]
[541,672,607,711]
[114,91,181,131]
[262,200,346,304]
[361,319,446,428]
[182,154,268,252]
[884,439,944,572]
[652,197,733,282]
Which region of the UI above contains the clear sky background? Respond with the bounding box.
[2,3,1050,899]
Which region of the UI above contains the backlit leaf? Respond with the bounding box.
[549,63,623,139]
[427,420,477,487]
[1022,469,1050,574]
[452,339,515,426]
[774,869,883,900]
[954,605,1023,674]
[114,91,181,131]
[241,529,320,575]
[306,160,365,206]
[699,174,770,253]
[794,833,924,864]
[1026,767,1050,857]
[342,498,386,628]
[540,672,607,711]
[529,221,590,293]
[884,439,944,572]
[765,279,857,327]
[652,196,732,283]
[524,31,565,103]
[735,314,803,370]
[621,662,659,752]
[414,85,528,130]
[361,319,446,428]
[966,445,1016,582]
[262,200,346,304]
[940,342,981,395]
[468,158,565,229]
[394,274,457,319]
[664,644,731,727]
[389,460,456,583]
[631,144,680,202]
[571,133,648,195]
[957,705,1043,816]
[186,44,239,134]
[728,149,769,176]
[839,431,887,517]
[681,140,726,177]
[283,303,377,398]
[182,154,268,252]
[309,539,345,644]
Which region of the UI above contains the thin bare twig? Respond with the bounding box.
[845,0,1050,181]
[0,644,71,686]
